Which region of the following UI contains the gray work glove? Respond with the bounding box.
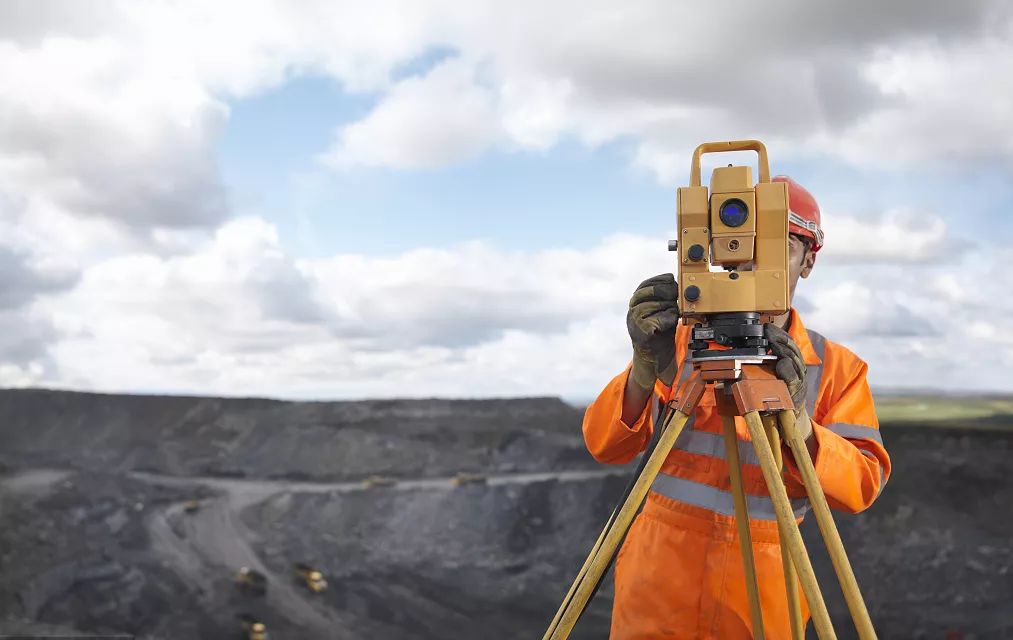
[764,323,813,438]
[626,274,680,391]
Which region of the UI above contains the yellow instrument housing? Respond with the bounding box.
[676,140,789,319]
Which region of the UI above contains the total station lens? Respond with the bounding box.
[719,199,749,227]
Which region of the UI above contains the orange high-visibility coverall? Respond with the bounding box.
[583,309,891,639]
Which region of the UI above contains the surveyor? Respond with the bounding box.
[583,175,891,639]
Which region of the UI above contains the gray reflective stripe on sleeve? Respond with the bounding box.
[858,449,888,490]
[805,329,827,416]
[824,420,890,494]
[651,473,810,521]
[825,422,884,446]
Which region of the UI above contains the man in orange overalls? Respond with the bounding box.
[583,176,891,639]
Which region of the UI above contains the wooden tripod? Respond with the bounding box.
[543,356,877,640]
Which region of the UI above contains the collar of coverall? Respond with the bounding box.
[784,307,823,366]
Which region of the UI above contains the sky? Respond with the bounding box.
[1,0,1013,402]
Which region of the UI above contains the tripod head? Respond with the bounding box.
[688,311,777,362]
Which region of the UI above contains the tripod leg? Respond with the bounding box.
[545,407,692,640]
[743,411,837,640]
[762,414,804,640]
[778,410,878,640]
[722,415,765,640]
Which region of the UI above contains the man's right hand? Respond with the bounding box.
[626,273,681,391]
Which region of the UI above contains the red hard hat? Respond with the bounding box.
[773,175,824,251]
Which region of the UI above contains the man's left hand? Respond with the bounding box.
[764,323,813,440]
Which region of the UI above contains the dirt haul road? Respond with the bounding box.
[2,463,628,639]
[138,467,625,639]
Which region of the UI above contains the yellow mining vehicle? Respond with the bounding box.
[237,613,268,640]
[294,562,328,593]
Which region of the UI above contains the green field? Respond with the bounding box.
[875,394,1013,430]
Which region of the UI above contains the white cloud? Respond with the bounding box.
[0,36,228,230]
[819,209,952,264]
[821,37,1013,168]
[804,281,935,338]
[320,57,501,170]
[0,308,57,382]
[0,0,450,250]
[313,1,1013,179]
[37,224,671,397]
[0,245,77,311]
[306,232,673,349]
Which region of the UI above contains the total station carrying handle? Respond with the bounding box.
[689,140,771,187]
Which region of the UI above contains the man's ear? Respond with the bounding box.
[800,250,816,279]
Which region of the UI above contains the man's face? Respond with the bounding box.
[787,233,816,302]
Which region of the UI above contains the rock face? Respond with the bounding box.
[0,389,592,480]
[0,388,1011,639]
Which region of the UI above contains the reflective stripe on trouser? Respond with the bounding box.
[650,472,811,521]
[650,418,885,513]
[650,395,812,520]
